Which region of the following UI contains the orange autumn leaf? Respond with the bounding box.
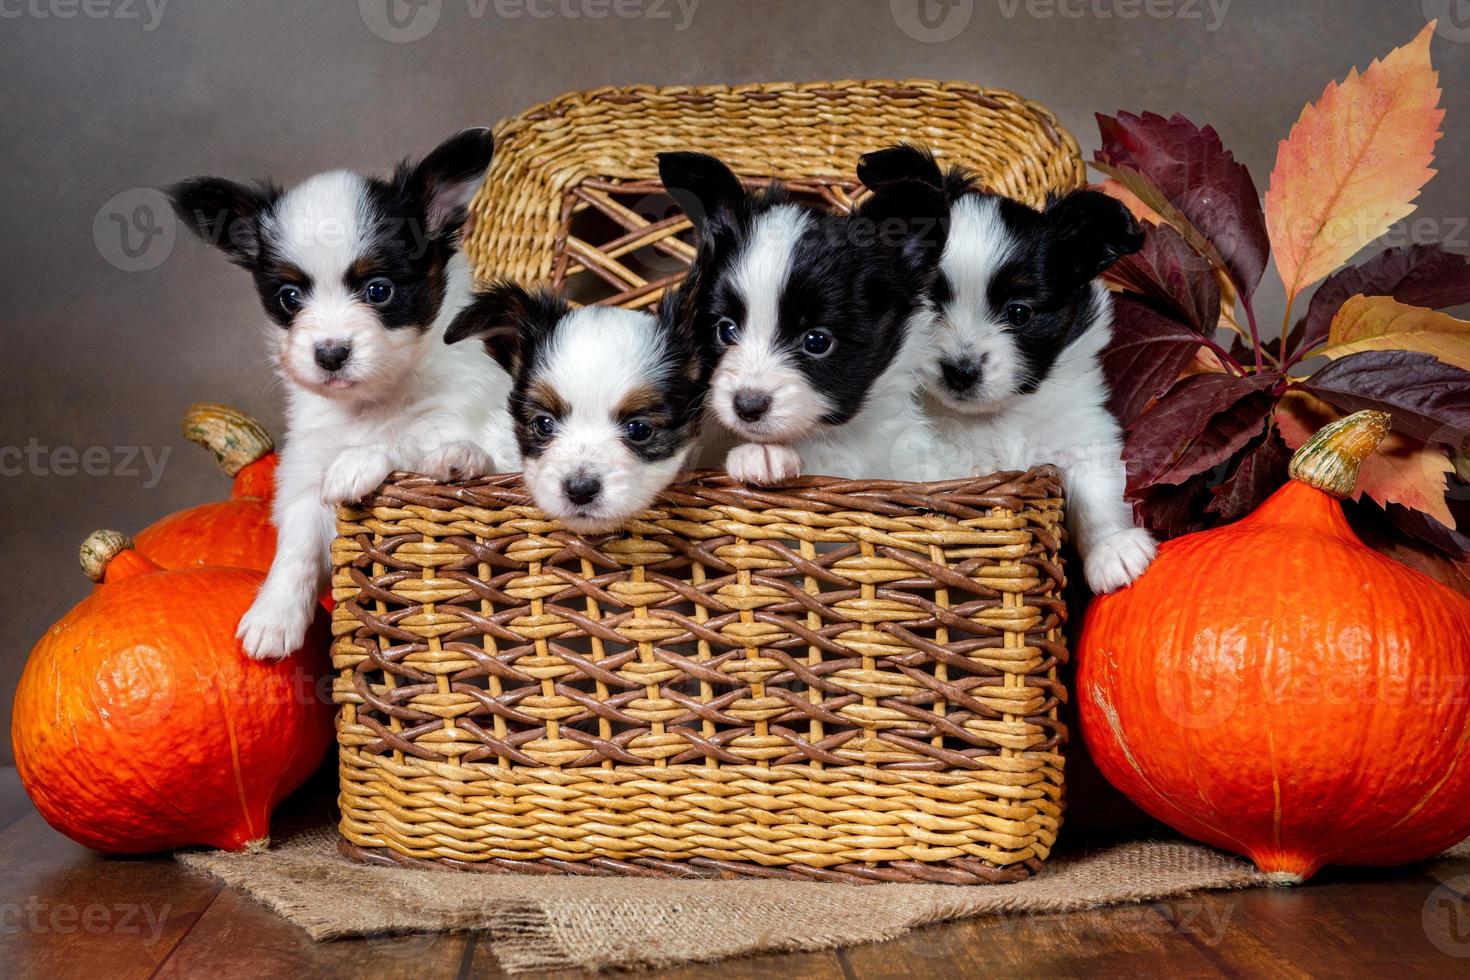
[1276,391,1456,527]
[1264,22,1443,310]
[1320,294,1470,370]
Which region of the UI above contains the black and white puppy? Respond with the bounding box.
[169,129,515,658]
[445,283,705,532]
[858,144,1155,594]
[656,151,944,484]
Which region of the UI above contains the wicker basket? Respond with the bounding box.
[330,81,1084,883]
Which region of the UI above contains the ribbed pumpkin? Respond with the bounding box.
[12,531,333,854]
[1078,411,1470,883]
[133,403,277,573]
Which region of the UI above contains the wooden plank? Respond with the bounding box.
[1209,871,1470,976]
[464,934,846,979]
[0,810,220,980]
[839,897,1231,979]
[152,886,470,980]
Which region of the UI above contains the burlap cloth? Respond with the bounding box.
[176,819,1268,973]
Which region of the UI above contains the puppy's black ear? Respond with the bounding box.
[407,127,495,239]
[446,279,566,373]
[854,177,949,277]
[166,176,280,267]
[858,144,942,189]
[657,151,746,234]
[1043,190,1145,282]
[858,144,973,201]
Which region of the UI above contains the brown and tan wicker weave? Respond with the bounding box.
[331,81,1083,883]
[462,79,1085,310]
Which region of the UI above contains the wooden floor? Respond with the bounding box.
[1,769,1468,979]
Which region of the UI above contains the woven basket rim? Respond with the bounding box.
[360,465,1065,517]
[496,77,1077,174]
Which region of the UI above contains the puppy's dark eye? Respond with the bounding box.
[531,415,556,439]
[364,277,394,305]
[1004,302,1033,327]
[715,317,740,346]
[277,284,305,315]
[801,329,835,357]
[625,419,654,443]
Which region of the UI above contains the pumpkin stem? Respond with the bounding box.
[1287,410,1392,498]
[182,403,274,477]
[80,530,161,583]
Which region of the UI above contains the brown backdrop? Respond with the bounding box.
[1,0,1466,761]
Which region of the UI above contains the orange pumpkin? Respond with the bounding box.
[1078,411,1470,883]
[13,531,333,854]
[133,403,278,573]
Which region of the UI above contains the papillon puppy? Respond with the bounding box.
[656,151,945,484]
[857,144,1155,594]
[445,282,706,532]
[169,128,516,658]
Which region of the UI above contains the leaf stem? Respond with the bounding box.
[1199,332,1247,377]
[1241,294,1276,370]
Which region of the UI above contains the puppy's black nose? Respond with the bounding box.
[941,359,982,393]
[733,389,772,423]
[563,474,602,507]
[314,342,352,372]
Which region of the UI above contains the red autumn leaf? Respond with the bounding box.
[1108,222,1221,334]
[1130,470,1217,540]
[1096,111,1269,297]
[1349,500,1470,595]
[1385,502,1470,558]
[1102,297,1209,427]
[1302,349,1470,445]
[1206,430,1290,522]
[1264,23,1443,310]
[1124,372,1278,492]
[1091,161,1227,274]
[1285,244,1470,360]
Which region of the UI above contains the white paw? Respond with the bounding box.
[421,440,495,482]
[321,447,392,505]
[237,587,314,660]
[726,443,802,485]
[1084,528,1158,594]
